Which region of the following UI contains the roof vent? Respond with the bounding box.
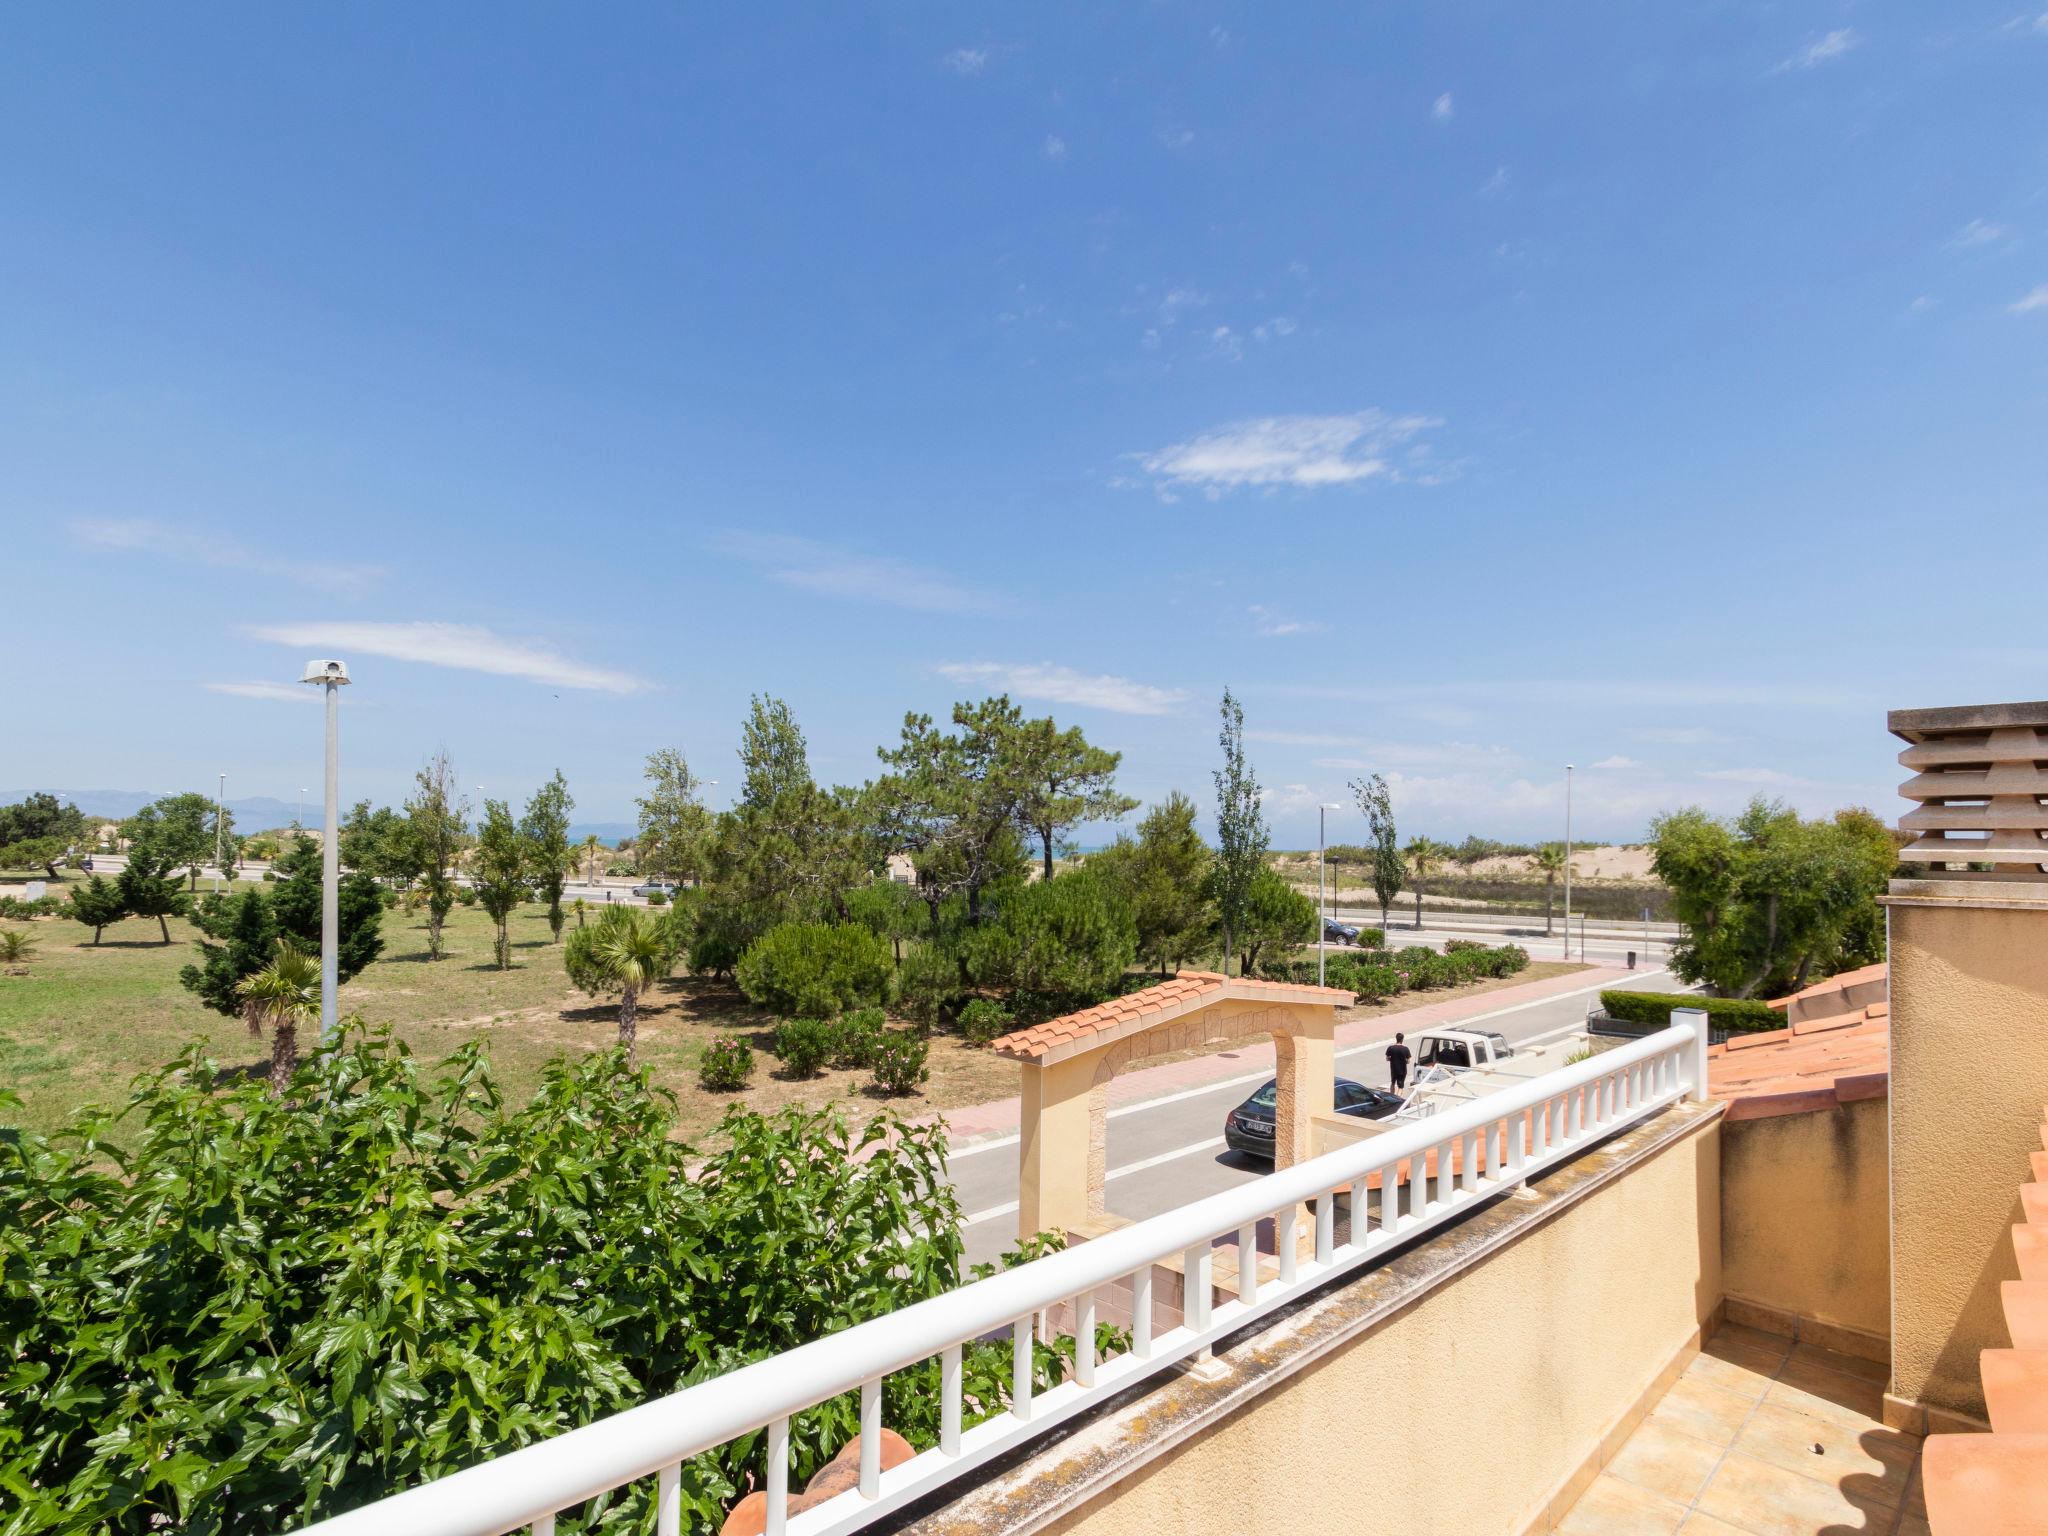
[1890,701,2048,878]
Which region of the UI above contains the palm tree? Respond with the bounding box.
[1405,836,1446,930]
[577,834,604,884]
[238,939,320,1096]
[564,905,673,1063]
[0,929,39,966]
[1534,842,1568,935]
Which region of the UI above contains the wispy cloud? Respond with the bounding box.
[1774,28,1858,72]
[1431,93,1454,121]
[2011,283,2048,314]
[1479,166,1510,196]
[1698,766,1818,787]
[711,531,993,614]
[1590,755,1642,771]
[246,621,648,694]
[1252,316,1297,341]
[1133,410,1445,497]
[1247,605,1329,638]
[935,661,1188,716]
[205,681,317,705]
[1158,126,1195,150]
[940,47,987,76]
[73,518,385,595]
[1949,217,2012,250]
[1043,134,1067,162]
[1627,725,1734,746]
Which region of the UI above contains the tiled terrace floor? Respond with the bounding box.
[1558,1324,1928,1536]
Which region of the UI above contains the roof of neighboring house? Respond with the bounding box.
[990,971,1355,1066]
[1709,965,1890,1122]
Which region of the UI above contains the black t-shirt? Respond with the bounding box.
[1387,1042,1412,1075]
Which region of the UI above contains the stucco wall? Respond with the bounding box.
[1031,1114,1722,1536]
[1720,1098,1889,1346]
[1889,891,2048,1423]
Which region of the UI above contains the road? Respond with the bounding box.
[945,964,1689,1268]
[1323,906,1678,968]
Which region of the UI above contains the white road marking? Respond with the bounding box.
[945,969,1673,1163]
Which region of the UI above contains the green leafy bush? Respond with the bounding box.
[1444,938,1487,953]
[1597,990,1782,1033]
[956,998,1014,1047]
[1346,962,1405,1003]
[961,870,1136,1018]
[1355,926,1385,948]
[869,1030,930,1095]
[0,1028,1012,1535]
[737,921,893,1020]
[895,944,965,1031]
[827,1007,887,1069]
[0,895,62,919]
[645,889,668,907]
[773,1016,833,1078]
[454,884,478,905]
[698,1034,755,1090]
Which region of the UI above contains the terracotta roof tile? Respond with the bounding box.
[989,969,1350,1062]
[1708,1012,1889,1122]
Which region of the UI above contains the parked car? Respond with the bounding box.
[1223,1076,1403,1162]
[631,880,678,898]
[1322,917,1360,943]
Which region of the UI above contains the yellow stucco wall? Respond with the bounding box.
[1720,1099,1889,1345]
[1888,892,2048,1421]
[1035,1116,1722,1536]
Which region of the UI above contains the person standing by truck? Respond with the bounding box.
[1386,1032,1411,1093]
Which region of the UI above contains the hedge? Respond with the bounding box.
[1597,990,1783,1033]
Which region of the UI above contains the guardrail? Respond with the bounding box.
[298,1014,1713,1536]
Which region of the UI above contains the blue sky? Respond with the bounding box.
[5,4,2045,845]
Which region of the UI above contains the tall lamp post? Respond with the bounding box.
[1563,763,1575,961]
[1318,802,1342,986]
[300,660,350,1041]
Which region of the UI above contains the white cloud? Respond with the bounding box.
[1156,286,1208,326]
[1247,605,1329,638]
[1134,409,1444,496]
[1158,126,1195,150]
[205,681,317,704]
[245,621,648,694]
[1627,725,1734,746]
[1948,217,2012,250]
[1209,325,1244,361]
[1259,783,1326,815]
[1431,93,1454,121]
[1479,166,1510,196]
[1590,755,1642,771]
[1698,767,1819,787]
[73,518,384,594]
[1043,134,1067,161]
[1908,295,1937,314]
[941,47,987,76]
[1252,316,1297,341]
[1775,28,1858,72]
[935,661,1188,716]
[2011,283,2048,314]
[710,531,992,614]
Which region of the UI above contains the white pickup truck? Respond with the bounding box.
[1412,1029,1516,1073]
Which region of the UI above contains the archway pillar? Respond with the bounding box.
[1018,1052,1098,1240]
[1273,1009,1337,1171]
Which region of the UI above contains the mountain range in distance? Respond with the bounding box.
[1,790,634,845]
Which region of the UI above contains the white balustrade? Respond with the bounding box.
[296,1019,1706,1536]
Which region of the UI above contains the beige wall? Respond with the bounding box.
[1721,1099,1889,1347]
[1035,1115,1723,1536]
[1888,889,2048,1423]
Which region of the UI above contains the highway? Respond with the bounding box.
[945,964,1690,1268]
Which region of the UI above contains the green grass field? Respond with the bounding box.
[0,891,1592,1143]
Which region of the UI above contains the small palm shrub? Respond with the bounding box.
[698,1035,755,1091]
[0,929,40,965]
[773,1017,833,1079]
[828,1007,887,1069]
[956,998,1013,1047]
[869,1031,930,1096]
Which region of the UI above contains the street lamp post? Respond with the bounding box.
[1563,763,1575,961]
[300,660,351,1041]
[1317,803,1342,986]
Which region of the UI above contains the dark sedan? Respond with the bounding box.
[1223,1077,1403,1162]
[1323,917,1360,943]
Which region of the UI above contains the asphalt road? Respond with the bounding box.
[946,964,1690,1268]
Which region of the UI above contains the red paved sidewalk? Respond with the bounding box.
[924,964,1629,1148]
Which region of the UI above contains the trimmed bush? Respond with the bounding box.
[1597,990,1781,1033]
[1356,926,1385,948]
[870,1031,930,1096]
[957,998,1014,1047]
[828,1007,887,1069]
[737,921,893,1020]
[0,895,62,919]
[698,1035,755,1090]
[1444,938,1487,953]
[1347,963,1405,1003]
[773,1017,833,1078]
[896,945,966,1031]
[645,889,668,908]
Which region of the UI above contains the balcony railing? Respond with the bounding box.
[298,1014,1712,1536]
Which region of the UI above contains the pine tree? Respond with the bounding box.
[179,889,279,1015]
[65,875,128,945]
[115,842,190,944]
[1210,689,1269,977]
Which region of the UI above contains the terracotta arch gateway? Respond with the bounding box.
[991,971,1355,1242]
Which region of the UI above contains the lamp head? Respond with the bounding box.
[300,659,351,686]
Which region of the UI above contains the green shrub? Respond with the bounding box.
[897,944,966,1030]
[0,895,62,919]
[828,1007,887,1069]
[773,1017,833,1079]
[957,998,1014,1047]
[1597,990,1782,1032]
[454,885,478,906]
[698,1034,755,1090]
[1444,938,1487,953]
[1347,963,1404,1003]
[870,1030,930,1095]
[736,921,893,1020]
[962,870,1137,1016]
[645,889,668,907]
[1495,944,1530,976]
[0,1026,1016,1535]
[1356,926,1385,948]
